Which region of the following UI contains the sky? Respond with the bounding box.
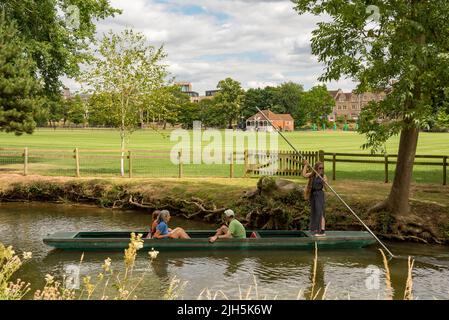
[64,0,356,95]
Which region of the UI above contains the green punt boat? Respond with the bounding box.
[43,230,376,251]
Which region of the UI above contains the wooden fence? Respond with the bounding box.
[244,150,321,177]
[0,147,447,184]
[322,152,448,185]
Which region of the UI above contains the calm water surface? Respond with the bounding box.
[1,202,448,300]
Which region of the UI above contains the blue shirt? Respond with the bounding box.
[157,221,169,236]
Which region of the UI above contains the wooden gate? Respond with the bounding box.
[245,150,322,177]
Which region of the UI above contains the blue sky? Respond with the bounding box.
[66,0,356,95]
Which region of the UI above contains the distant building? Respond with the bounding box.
[61,87,91,102]
[176,82,220,103]
[177,82,193,93]
[246,110,294,132]
[62,87,72,100]
[205,89,221,97]
[327,89,387,121]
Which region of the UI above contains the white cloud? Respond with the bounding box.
[65,0,356,94]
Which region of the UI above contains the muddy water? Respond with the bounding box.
[1,202,448,300]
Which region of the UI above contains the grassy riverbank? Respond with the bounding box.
[0,174,448,243]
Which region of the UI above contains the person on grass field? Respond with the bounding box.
[302,160,328,237]
[209,209,246,243]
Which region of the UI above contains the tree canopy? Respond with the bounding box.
[0,13,42,135]
[293,0,449,215]
[1,0,120,97]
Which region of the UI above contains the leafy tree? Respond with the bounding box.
[242,88,268,119]
[1,0,120,98]
[176,101,201,129]
[87,93,114,127]
[293,0,449,216]
[81,29,168,176]
[66,94,86,126]
[302,85,334,127]
[214,78,245,128]
[0,13,42,135]
[274,82,307,127]
[435,110,449,129]
[45,94,65,129]
[272,82,304,114]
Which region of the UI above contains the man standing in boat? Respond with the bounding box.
[209,209,246,243]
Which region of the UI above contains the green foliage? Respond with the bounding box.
[302,84,334,127]
[436,110,449,129]
[0,0,120,98]
[145,85,192,129]
[65,95,87,125]
[214,78,245,128]
[0,13,42,135]
[293,0,449,150]
[81,28,168,139]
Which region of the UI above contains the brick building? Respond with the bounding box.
[246,110,294,132]
[328,89,386,121]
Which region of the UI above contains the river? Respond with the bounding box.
[1,202,448,300]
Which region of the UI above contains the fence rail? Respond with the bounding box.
[322,152,448,185]
[0,148,447,185]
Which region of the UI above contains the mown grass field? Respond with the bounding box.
[0,128,448,183]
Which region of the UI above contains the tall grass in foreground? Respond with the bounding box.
[1,238,417,300]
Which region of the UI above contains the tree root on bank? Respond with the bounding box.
[127,195,226,223]
[367,199,388,214]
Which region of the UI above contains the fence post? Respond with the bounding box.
[332,153,336,181]
[23,147,28,176]
[318,150,324,163]
[444,156,447,186]
[230,152,234,178]
[384,154,389,183]
[128,151,133,178]
[74,148,80,177]
[244,150,248,178]
[178,151,183,178]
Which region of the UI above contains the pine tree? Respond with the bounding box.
[0,13,42,135]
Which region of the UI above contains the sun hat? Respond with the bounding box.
[224,209,235,217]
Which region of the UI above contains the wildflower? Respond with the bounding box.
[134,241,144,250]
[83,276,94,297]
[45,274,54,284]
[22,252,32,260]
[118,288,130,300]
[102,257,112,272]
[148,248,159,260]
[124,233,144,269]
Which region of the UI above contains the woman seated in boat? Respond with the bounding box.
[153,210,190,240]
[209,209,246,243]
[147,210,161,239]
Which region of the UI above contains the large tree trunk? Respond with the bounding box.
[372,125,419,216]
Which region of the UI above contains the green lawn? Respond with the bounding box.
[0,128,448,183]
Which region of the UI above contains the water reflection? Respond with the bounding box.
[1,202,449,299]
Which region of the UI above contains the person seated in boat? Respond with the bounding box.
[209,209,246,243]
[147,210,161,239]
[153,210,190,239]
